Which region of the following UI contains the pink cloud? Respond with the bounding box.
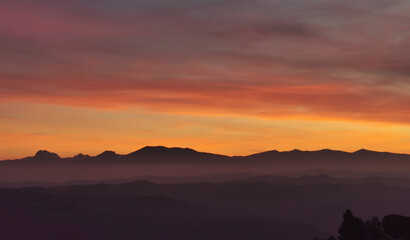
[0,0,408,124]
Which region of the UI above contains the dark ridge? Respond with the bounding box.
[71,153,89,160]
[1,147,410,170]
[34,150,61,160]
[353,149,405,158]
[92,151,119,161]
[122,146,229,164]
[96,151,117,158]
[245,150,280,158]
[129,146,198,155]
[354,149,376,154]
[353,148,400,155]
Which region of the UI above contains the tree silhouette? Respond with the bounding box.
[364,217,388,240]
[383,214,410,240]
[338,209,365,240]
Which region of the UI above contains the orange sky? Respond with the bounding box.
[0,0,409,159]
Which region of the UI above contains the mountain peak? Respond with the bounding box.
[72,153,89,160]
[354,149,374,154]
[34,150,61,160]
[140,146,169,151]
[137,146,197,154]
[287,149,303,153]
[97,151,117,157]
[319,149,334,152]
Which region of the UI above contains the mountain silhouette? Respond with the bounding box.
[69,153,90,161]
[0,150,62,165]
[2,146,410,183]
[123,146,229,164]
[2,146,409,165]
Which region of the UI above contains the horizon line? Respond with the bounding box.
[2,145,409,161]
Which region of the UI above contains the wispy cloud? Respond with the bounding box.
[0,0,409,156]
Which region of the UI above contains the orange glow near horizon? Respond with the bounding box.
[0,102,409,159]
[0,0,409,159]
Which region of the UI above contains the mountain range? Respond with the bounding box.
[2,146,410,238]
[2,146,410,166]
[1,146,226,165]
[2,146,410,182]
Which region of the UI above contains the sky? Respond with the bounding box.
[0,0,409,159]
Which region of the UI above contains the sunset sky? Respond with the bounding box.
[1,0,409,159]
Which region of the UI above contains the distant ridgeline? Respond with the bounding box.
[1,146,410,170]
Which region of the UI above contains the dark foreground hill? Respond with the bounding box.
[0,188,315,240]
[15,180,410,236]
